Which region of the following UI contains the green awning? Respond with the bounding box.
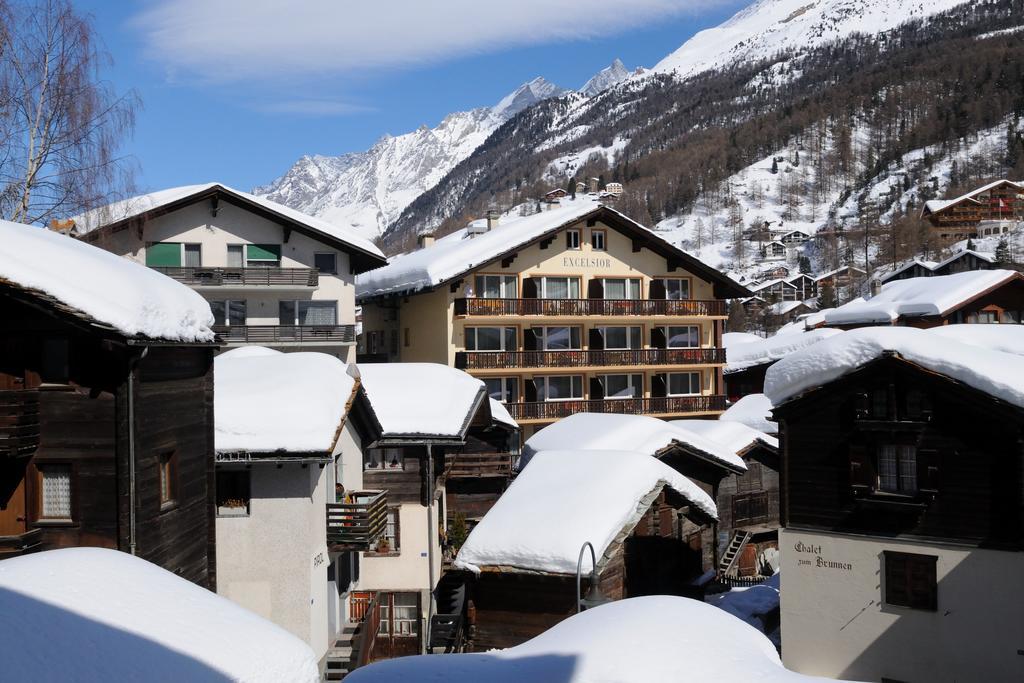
[146,242,181,267]
[246,244,281,262]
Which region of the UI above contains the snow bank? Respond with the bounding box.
[347,595,847,683]
[707,573,781,630]
[671,419,778,453]
[0,220,214,342]
[928,323,1024,356]
[726,328,841,372]
[520,412,745,472]
[215,348,355,452]
[0,548,318,683]
[721,394,777,434]
[357,362,485,438]
[823,270,1019,325]
[455,449,716,575]
[765,327,1024,409]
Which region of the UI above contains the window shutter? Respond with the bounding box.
[521,277,538,298]
[588,328,604,350]
[651,327,667,349]
[587,279,604,299]
[523,328,538,351]
[246,244,281,262]
[849,443,874,495]
[651,373,667,398]
[918,449,940,494]
[145,242,182,267]
[524,379,538,403]
[649,279,666,300]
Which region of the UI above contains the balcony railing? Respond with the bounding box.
[0,528,43,558]
[151,266,318,287]
[445,452,514,479]
[455,347,726,370]
[454,298,726,317]
[0,390,40,458]
[326,490,388,551]
[213,324,356,345]
[506,395,727,421]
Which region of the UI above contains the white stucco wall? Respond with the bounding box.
[358,500,441,594]
[780,527,1024,682]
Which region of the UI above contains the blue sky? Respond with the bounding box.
[77,1,744,193]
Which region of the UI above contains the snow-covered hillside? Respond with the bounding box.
[650,0,971,79]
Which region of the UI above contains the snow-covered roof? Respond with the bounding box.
[346,594,844,683]
[454,449,716,575]
[750,277,796,292]
[721,394,777,434]
[670,419,778,454]
[355,199,748,299]
[488,398,519,430]
[879,257,940,283]
[934,248,996,270]
[0,548,318,683]
[215,348,356,453]
[356,362,486,439]
[813,265,866,282]
[922,179,1022,215]
[823,270,1021,326]
[785,272,814,282]
[928,323,1024,356]
[725,328,841,373]
[71,182,385,267]
[766,300,811,316]
[723,331,763,347]
[520,412,746,472]
[0,220,214,343]
[765,327,1024,411]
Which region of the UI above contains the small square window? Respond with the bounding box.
[591,230,606,251]
[884,551,937,610]
[159,452,178,509]
[38,464,73,520]
[216,470,251,517]
[314,253,337,274]
[566,230,581,250]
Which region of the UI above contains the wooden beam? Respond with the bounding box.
[283,226,292,243]
[632,239,642,253]
[539,236,555,250]
[501,252,518,268]
[450,279,463,293]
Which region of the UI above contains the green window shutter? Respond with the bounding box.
[146,242,181,267]
[246,244,281,262]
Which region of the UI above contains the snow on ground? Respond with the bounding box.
[545,136,629,179]
[455,449,716,575]
[0,548,318,683]
[356,362,485,438]
[823,270,1019,325]
[765,327,1024,409]
[721,393,777,434]
[671,419,778,453]
[519,412,745,472]
[726,328,842,372]
[347,594,849,683]
[215,348,355,453]
[707,573,781,631]
[0,220,214,342]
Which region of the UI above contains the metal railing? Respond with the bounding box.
[506,394,727,421]
[445,452,514,478]
[454,298,727,317]
[326,490,388,550]
[455,347,726,370]
[213,324,356,344]
[0,390,40,458]
[150,266,318,287]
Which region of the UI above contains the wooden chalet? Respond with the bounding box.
[751,278,799,302]
[785,273,817,300]
[814,265,866,290]
[0,223,217,588]
[761,241,787,259]
[881,250,997,285]
[921,179,1024,239]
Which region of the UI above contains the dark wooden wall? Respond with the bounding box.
[725,364,770,403]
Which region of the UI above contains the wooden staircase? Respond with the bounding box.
[718,530,752,577]
[322,623,358,681]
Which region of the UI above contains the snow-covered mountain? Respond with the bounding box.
[650,0,970,78]
[580,58,634,97]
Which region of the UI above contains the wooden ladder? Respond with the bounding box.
[719,530,753,577]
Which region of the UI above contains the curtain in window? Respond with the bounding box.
[878,445,898,491]
[298,301,337,325]
[545,278,569,299]
[183,244,201,267]
[227,245,243,268]
[41,466,72,518]
[898,446,918,492]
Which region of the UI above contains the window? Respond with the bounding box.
[597,326,641,350]
[533,326,581,350]
[535,375,584,401]
[246,244,281,267]
[145,242,182,267]
[374,507,401,554]
[661,278,690,300]
[314,253,337,275]
[601,374,643,399]
[279,300,338,325]
[38,464,72,521]
[566,229,581,250]
[364,448,404,470]
[183,243,202,267]
[474,274,517,299]
[484,377,519,403]
[216,470,251,517]
[602,278,641,300]
[466,327,516,351]
[226,244,244,268]
[884,552,937,610]
[665,325,700,348]
[539,276,580,299]
[210,300,247,327]
[967,310,999,324]
[877,445,917,494]
[668,372,701,396]
[380,593,420,638]
[591,229,606,251]
[159,452,178,508]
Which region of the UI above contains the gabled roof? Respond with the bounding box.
[933,248,996,270]
[725,329,842,373]
[356,200,749,299]
[750,278,796,292]
[71,183,386,273]
[785,272,815,283]
[668,419,778,455]
[921,179,1023,216]
[0,220,215,343]
[878,258,940,283]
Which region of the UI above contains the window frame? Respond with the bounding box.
[226,244,244,268]
[314,252,338,275]
[667,371,702,396]
[473,274,518,299]
[664,325,701,348]
[600,373,644,400]
[876,444,918,495]
[532,325,582,351]
[883,551,937,611]
[601,277,641,300]
[210,299,247,327]
[245,244,282,267]
[597,325,642,350]
[279,300,338,326]
[660,278,691,301]
[483,377,520,403]
[465,326,517,352]
[566,229,581,250]
[35,462,75,524]
[591,229,606,251]
[364,448,405,471]
[535,375,584,402]
[158,451,179,511]
[539,276,581,300]
[216,469,251,517]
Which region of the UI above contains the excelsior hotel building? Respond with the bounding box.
[357,200,748,439]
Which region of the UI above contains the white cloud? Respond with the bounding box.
[132,0,721,82]
[257,99,374,116]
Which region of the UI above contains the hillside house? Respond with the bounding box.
[921,179,1024,239]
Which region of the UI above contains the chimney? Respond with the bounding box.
[869,278,881,298]
[486,209,501,231]
[417,232,435,249]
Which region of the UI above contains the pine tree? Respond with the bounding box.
[793,150,800,167]
[799,256,811,274]
[819,281,837,309]
[727,300,748,333]
[570,177,577,200]
[996,237,1012,265]
[966,238,976,251]
[771,158,779,175]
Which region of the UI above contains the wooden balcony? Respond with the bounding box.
[506,394,727,421]
[151,266,318,288]
[0,528,43,558]
[0,390,40,458]
[455,347,726,370]
[213,324,356,345]
[454,298,727,317]
[327,490,388,551]
[445,452,514,479]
